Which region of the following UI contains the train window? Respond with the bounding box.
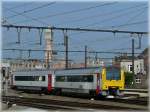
[29,76,34,81]
[15,76,27,81]
[42,76,45,81]
[106,67,121,80]
[56,76,65,82]
[34,76,39,81]
[56,75,93,82]
[71,76,80,82]
[82,75,93,82]
[39,76,42,81]
[66,75,93,82]
[67,76,72,82]
[15,76,45,81]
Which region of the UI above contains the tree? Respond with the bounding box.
[124,72,134,88]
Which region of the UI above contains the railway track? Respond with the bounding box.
[98,97,148,106]
[2,96,148,110]
[2,96,87,111]
[53,93,148,106]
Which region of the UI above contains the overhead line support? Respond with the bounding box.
[2,25,148,35]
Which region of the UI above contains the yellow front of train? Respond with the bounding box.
[101,67,125,96]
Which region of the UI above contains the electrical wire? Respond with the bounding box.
[12,2,117,24]
[121,8,147,25]
[3,7,49,25]
[5,2,56,19]
[3,2,34,12]
[103,20,148,29]
[98,8,147,29]
[79,6,147,28]
[55,4,146,26]
[68,6,147,36]
[2,48,141,54]
[69,20,148,37]
[42,2,117,18]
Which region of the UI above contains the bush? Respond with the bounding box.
[124,72,134,87]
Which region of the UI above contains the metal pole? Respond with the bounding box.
[95,52,98,65]
[65,35,68,69]
[5,67,8,95]
[132,38,135,86]
[85,45,87,68]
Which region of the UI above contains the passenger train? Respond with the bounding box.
[11,66,125,97]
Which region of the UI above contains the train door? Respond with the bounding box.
[48,74,52,92]
[96,73,101,95]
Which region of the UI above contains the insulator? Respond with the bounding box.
[28,50,31,58]
[62,30,67,46]
[28,28,31,32]
[16,28,21,44]
[38,29,43,45]
[51,29,54,42]
[113,32,116,37]
[7,27,9,31]
[137,34,142,49]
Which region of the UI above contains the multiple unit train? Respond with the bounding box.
[11,66,125,97]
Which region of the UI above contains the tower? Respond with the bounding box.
[44,28,53,68]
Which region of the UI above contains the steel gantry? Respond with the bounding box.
[2,24,148,34]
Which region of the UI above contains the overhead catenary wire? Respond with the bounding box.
[3,2,34,12]
[118,8,147,27]
[79,6,148,28]
[69,20,148,37]
[5,2,56,19]
[2,57,73,62]
[98,8,148,30]
[2,48,141,54]
[3,7,49,25]
[12,2,117,24]
[104,20,148,29]
[67,6,147,36]
[55,4,147,26]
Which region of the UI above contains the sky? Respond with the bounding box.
[1,1,149,64]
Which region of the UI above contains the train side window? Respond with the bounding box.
[42,76,45,81]
[39,76,42,81]
[82,75,93,82]
[82,76,88,82]
[35,76,39,81]
[67,76,72,82]
[87,75,93,82]
[56,76,65,82]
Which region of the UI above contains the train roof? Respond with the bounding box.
[13,66,120,75]
[13,67,103,74]
[54,67,103,75]
[13,67,102,72]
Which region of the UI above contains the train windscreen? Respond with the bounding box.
[106,67,121,80]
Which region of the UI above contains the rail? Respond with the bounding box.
[2,96,148,110]
[125,89,148,93]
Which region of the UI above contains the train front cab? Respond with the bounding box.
[100,67,124,97]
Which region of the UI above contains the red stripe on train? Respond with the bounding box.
[48,74,52,92]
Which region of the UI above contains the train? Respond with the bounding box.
[11,66,125,97]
